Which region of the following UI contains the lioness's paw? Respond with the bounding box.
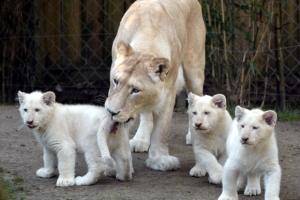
[130,138,150,152]
[189,166,206,177]
[56,176,75,187]
[208,171,223,184]
[36,167,55,178]
[116,172,132,181]
[146,156,180,171]
[244,185,261,196]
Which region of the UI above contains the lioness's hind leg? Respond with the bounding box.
[75,150,104,186]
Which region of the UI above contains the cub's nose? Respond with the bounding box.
[27,120,33,125]
[195,123,201,128]
[107,108,120,117]
[242,137,248,142]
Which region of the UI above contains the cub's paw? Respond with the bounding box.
[218,194,238,200]
[105,166,117,177]
[130,138,150,153]
[208,171,223,184]
[189,166,206,177]
[36,167,55,178]
[186,132,192,145]
[116,172,132,181]
[146,156,180,171]
[56,176,75,187]
[75,176,97,186]
[103,156,116,169]
[244,185,261,196]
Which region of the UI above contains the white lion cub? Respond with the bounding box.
[219,106,281,200]
[18,91,134,187]
[187,93,232,184]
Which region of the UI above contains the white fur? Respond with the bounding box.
[219,106,281,200]
[18,91,134,187]
[187,93,232,184]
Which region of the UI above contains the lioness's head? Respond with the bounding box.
[18,91,55,130]
[105,41,170,123]
[187,93,227,133]
[235,106,277,148]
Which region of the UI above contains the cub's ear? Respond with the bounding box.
[42,92,56,106]
[151,58,170,81]
[212,94,226,109]
[116,40,133,58]
[17,91,26,105]
[187,92,197,108]
[235,106,246,122]
[262,110,277,127]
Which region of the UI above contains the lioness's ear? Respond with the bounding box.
[262,110,277,127]
[151,58,170,81]
[187,92,196,108]
[212,94,226,109]
[17,91,26,105]
[42,92,56,106]
[116,40,133,58]
[235,106,245,122]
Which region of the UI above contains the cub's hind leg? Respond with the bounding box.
[75,149,105,186]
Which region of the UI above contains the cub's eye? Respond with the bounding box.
[193,111,197,115]
[204,112,209,115]
[253,126,258,130]
[241,125,244,128]
[113,79,119,85]
[23,109,27,112]
[131,88,140,94]
[35,109,40,112]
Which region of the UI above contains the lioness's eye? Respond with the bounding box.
[241,125,244,128]
[113,79,119,85]
[131,88,140,94]
[24,109,27,112]
[193,111,197,115]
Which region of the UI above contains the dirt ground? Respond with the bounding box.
[0,105,299,200]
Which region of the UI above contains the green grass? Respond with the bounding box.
[0,168,27,200]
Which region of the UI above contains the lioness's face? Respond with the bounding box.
[235,106,277,148]
[18,91,55,130]
[188,93,227,133]
[105,41,170,123]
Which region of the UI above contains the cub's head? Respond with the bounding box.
[187,93,227,133]
[235,106,277,148]
[18,91,55,130]
[105,41,170,123]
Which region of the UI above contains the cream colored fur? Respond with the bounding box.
[219,106,281,200]
[18,91,134,187]
[105,0,206,171]
[187,93,232,184]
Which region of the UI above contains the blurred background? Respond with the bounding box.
[0,0,299,111]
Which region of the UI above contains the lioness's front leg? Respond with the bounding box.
[146,94,179,171]
[36,147,57,178]
[130,111,153,152]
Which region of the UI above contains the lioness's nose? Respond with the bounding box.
[107,108,120,116]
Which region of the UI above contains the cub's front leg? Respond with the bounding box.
[130,111,153,152]
[264,166,281,200]
[36,147,57,178]
[56,143,76,187]
[218,162,239,200]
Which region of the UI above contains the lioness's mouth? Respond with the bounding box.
[109,118,133,133]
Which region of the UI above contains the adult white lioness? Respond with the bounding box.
[105,0,206,171]
[18,91,134,187]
